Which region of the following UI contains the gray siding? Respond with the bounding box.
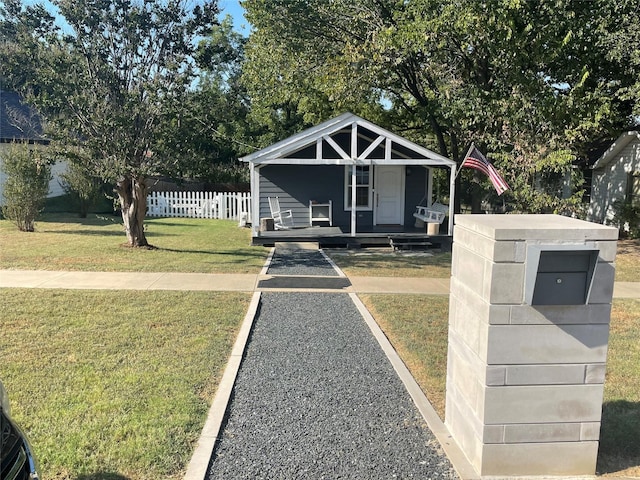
[404,166,430,226]
[259,165,346,228]
[588,139,640,223]
[258,164,431,230]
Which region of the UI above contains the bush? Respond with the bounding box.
[1,142,51,231]
[59,160,105,217]
[611,200,640,239]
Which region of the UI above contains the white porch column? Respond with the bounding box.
[251,164,261,236]
[448,164,455,235]
[350,162,357,237]
[427,168,434,207]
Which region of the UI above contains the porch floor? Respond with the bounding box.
[252,225,451,251]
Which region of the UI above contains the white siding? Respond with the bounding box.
[588,139,640,223]
[0,143,68,205]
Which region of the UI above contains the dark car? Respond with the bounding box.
[1,381,39,480]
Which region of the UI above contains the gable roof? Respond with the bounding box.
[591,131,640,169]
[240,112,456,167]
[0,90,47,143]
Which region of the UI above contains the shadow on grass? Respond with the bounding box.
[332,252,452,270]
[158,246,268,259]
[76,473,131,480]
[597,399,640,474]
[45,229,126,237]
[37,213,121,225]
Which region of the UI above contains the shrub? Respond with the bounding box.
[611,199,640,239]
[1,142,51,231]
[60,160,105,218]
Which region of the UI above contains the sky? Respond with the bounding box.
[23,0,250,36]
[219,0,249,35]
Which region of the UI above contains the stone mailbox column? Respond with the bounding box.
[445,214,618,476]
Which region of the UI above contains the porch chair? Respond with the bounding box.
[268,196,294,229]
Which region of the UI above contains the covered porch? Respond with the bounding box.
[240,112,457,245]
[250,225,452,251]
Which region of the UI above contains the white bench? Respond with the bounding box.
[413,203,448,224]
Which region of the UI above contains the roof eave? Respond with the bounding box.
[591,131,640,169]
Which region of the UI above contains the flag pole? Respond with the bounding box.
[454,142,476,180]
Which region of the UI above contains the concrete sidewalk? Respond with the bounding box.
[0,269,637,297]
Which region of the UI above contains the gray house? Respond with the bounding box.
[588,131,640,225]
[240,112,457,246]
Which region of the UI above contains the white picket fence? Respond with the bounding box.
[146,191,251,220]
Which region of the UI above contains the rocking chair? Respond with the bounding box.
[268,197,294,230]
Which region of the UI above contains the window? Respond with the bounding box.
[344,165,372,210]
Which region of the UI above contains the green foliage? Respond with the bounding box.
[0,142,51,231]
[155,18,253,183]
[241,0,638,211]
[611,200,640,239]
[58,151,105,218]
[1,0,220,246]
[489,148,586,215]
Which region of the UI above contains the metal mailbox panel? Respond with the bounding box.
[533,272,589,305]
[530,250,598,306]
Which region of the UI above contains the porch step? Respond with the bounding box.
[389,237,433,251]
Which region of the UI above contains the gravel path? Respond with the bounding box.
[207,268,457,479]
[267,250,339,276]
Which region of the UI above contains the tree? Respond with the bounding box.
[241,0,638,214]
[2,0,218,247]
[153,16,254,184]
[58,147,105,218]
[1,142,51,231]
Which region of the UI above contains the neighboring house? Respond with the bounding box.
[0,90,67,204]
[240,112,457,245]
[587,131,640,224]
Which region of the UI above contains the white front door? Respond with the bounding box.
[375,166,405,225]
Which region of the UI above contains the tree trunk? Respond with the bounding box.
[471,171,484,213]
[115,175,149,247]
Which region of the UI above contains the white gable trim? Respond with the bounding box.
[592,131,640,169]
[240,112,456,168]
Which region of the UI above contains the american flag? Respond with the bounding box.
[461,144,510,196]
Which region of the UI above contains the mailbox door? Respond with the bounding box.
[531,250,598,305]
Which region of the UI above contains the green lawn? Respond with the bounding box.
[1,214,265,479]
[1,214,638,478]
[1,288,251,480]
[0,213,268,273]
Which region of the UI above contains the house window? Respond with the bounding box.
[344,165,372,210]
[628,171,640,206]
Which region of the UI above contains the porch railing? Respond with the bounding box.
[146,191,251,220]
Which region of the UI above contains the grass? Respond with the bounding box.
[329,238,640,282]
[362,294,640,477]
[0,288,251,480]
[1,213,638,477]
[615,239,640,281]
[360,294,449,415]
[0,213,268,273]
[598,299,640,476]
[327,250,452,278]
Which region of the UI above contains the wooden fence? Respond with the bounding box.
[146,191,251,220]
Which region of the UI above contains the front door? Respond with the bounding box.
[375,166,405,225]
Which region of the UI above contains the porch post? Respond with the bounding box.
[448,164,455,235]
[351,162,357,237]
[427,168,434,207]
[251,163,261,236]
